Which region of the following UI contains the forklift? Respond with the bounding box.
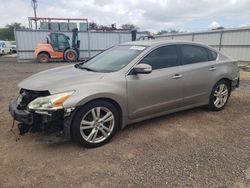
[34,28,80,63]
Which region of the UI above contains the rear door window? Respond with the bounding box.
[141,45,179,70]
[180,45,209,65]
[207,49,217,61]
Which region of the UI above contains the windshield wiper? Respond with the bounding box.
[74,62,85,68]
[75,64,96,72]
[80,66,96,72]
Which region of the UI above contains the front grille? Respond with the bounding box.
[17,89,50,110]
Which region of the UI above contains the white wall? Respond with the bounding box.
[156,28,250,61]
[15,29,146,60]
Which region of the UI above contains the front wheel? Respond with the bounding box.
[208,80,231,111]
[64,49,78,62]
[71,100,119,148]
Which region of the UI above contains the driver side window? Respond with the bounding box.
[141,45,179,70]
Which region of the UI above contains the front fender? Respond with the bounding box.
[63,81,128,122]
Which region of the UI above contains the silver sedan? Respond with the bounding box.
[9,40,240,148]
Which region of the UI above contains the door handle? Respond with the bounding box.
[209,66,217,71]
[172,74,183,79]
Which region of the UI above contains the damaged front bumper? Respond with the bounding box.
[9,98,74,138]
[9,99,33,125]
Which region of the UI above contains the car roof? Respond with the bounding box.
[120,39,210,48]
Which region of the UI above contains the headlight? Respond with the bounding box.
[28,91,74,111]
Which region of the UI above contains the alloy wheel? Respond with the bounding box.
[79,107,115,143]
[213,83,229,108]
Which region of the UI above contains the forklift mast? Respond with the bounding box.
[72,28,80,49]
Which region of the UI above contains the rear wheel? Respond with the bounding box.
[64,49,78,62]
[37,52,49,63]
[208,80,231,111]
[71,100,119,148]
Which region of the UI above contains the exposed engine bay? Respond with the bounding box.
[10,89,64,135]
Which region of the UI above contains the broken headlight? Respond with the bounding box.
[28,91,74,111]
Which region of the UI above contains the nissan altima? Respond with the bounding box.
[9,40,240,148]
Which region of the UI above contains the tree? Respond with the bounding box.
[88,22,98,30]
[169,29,180,33]
[0,22,25,40]
[121,24,138,30]
[212,26,225,30]
[157,30,169,35]
[157,29,181,35]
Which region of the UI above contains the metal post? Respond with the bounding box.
[67,19,70,31]
[118,33,121,43]
[31,0,38,29]
[87,31,91,58]
[192,33,195,41]
[219,31,223,51]
[14,28,20,61]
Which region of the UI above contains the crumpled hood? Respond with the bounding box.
[18,65,105,93]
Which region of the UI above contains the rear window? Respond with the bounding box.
[180,45,209,65]
[208,49,218,61]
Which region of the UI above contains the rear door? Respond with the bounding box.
[126,45,184,119]
[178,44,218,106]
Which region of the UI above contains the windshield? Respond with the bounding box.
[80,45,146,72]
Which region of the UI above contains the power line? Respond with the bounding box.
[31,0,38,29]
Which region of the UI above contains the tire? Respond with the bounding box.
[37,52,50,63]
[71,100,119,148]
[208,80,231,111]
[9,50,12,55]
[64,49,78,62]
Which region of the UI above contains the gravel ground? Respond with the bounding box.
[0,57,249,188]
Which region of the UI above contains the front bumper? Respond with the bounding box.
[9,99,33,125]
[9,98,65,133]
[232,77,240,90]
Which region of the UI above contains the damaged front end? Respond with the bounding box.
[9,89,74,136]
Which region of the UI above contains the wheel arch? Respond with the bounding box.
[68,97,123,138]
[37,51,51,59]
[216,77,232,92]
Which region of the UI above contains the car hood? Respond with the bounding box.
[18,65,105,93]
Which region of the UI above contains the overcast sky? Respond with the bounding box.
[1,0,250,32]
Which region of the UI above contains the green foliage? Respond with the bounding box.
[88,22,98,30]
[0,22,25,41]
[157,29,181,35]
[212,26,225,30]
[121,24,138,30]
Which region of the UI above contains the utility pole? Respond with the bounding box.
[31,0,38,29]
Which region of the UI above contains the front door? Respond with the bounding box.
[126,45,184,119]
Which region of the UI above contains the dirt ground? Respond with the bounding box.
[0,56,249,188]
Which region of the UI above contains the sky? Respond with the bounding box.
[1,0,250,33]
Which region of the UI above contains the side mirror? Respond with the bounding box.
[133,63,152,74]
[67,36,70,40]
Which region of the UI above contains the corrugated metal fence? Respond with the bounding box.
[156,27,250,61]
[15,29,145,60]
